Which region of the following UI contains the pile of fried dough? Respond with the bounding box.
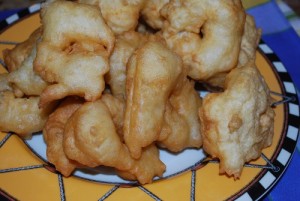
[0,0,275,184]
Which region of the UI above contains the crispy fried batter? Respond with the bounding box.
[141,0,170,30]
[205,14,261,88]
[159,79,202,152]
[63,111,100,167]
[64,99,134,170]
[124,41,185,159]
[106,31,164,98]
[117,144,166,184]
[0,73,12,92]
[0,91,54,138]
[105,31,149,98]
[7,45,48,97]
[3,28,41,72]
[34,0,114,107]
[161,0,245,81]
[78,0,146,35]
[43,97,83,176]
[238,14,262,67]
[101,93,125,138]
[199,61,274,178]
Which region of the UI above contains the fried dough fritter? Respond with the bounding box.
[7,45,48,97]
[3,28,41,72]
[34,0,114,107]
[141,0,170,30]
[238,14,262,67]
[101,93,126,138]
[43,97,83,176]
[0,73,13,92]
[78,0,146,35]
[124,41,185,159]
[105,31,149,98]
[0,91,53,138]
[159,79,202,152]
[161,0,246,81]
[64,99,134,171]
[199,61,274,178]
[117,144,166,184]
[205,14,261,88]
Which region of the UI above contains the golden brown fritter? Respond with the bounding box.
[199,61,274,178]
[123,41,185,159]
[161,0,246,81]
[0,91,54,138]
[43,97,83,176]
[34,0,114,107]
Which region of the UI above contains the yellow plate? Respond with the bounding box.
[0,4,299,201]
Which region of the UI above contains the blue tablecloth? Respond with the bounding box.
[0,1,299,200]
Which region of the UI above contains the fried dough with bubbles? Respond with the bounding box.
[64,97,165,183]
[199,61,274,178]
[161,0,245,81]
[105,31,149,98]
[205,14,261,88]
[124,41,185,159]
[141,0,169,30]
[63,111,100,168]
[117,144,166,184]
[106,31,164,98]
[8,45,48,97]
[78,0,146,35]
[238,14,261,67]
[34,0,114,107]
[159,79,202,152]
[0,73,12,92]
[0,91,54,138]
[101,93,125,138]
[64,99,134,171]
[43,97,83,176]
[3,28,41,72]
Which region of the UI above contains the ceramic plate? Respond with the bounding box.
[0,4,299,201]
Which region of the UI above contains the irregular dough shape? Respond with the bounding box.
[34,0,115,107]
[199,61,275,178]
[43,97,83,176]
[0,91,54,138]
[124,41,184,159]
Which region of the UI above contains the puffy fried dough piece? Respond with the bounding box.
[124,41,184,159]
[161,0,245,81]
[159,79,202,152]
[141,0,169,30]
[34,1,114,107]
[0,73,13,92]
[3,28,41,72]
[43,97,83,176]
[0,91,53,138]
[206,14,261,88]
[0,73,23,98]
[105,31,149,98]
[106,31,164,98]
[7,45,48,97]
[238,14,261,67]
[199,61,274,178]
[63,111,99,168]
[117,144,166,184]
[64,100,134,171]
[101,93,125,138]
[78,0,146,35]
